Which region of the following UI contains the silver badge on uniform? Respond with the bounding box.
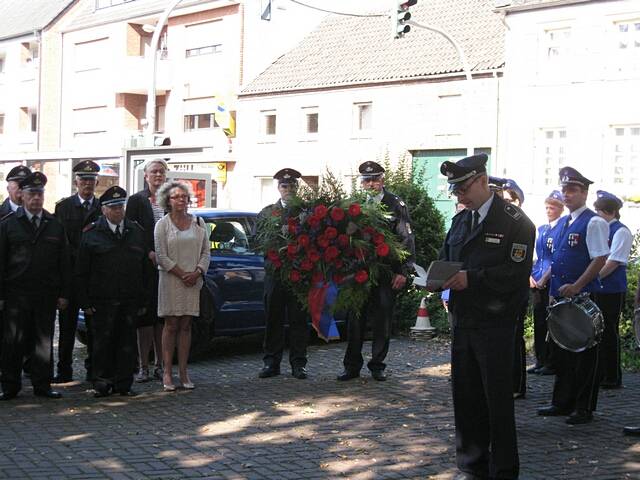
[510,243,527,262]
[568,233,580,247]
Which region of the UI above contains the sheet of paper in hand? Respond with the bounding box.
[414,261,463,290]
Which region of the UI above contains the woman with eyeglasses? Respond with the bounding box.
[154,181,210,391]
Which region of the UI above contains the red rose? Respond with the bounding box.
[308,250,321,262]
[324,226,338,239]
[298,234,310,248]
[323,246,339,262]
[314,204,328,218]
[348,203,361,217]
[300,259,313,271]
[330,207,345,222]
[312,271,324,283]
[288,224,296,234]
[334,259,344,269]
[355,270,368,284]
[308,215,321,228]
[317,235,330,249]
[287,243,298,256]
[289,270,301,282]
[373,233,385,245]
[354,247,367,260]
[333,273,344,284]
[267,250,279,262]
[363,226,375,236]
[337,234,350,248]
[271,209,281,217]
[272,258,282,269]
[376,243,390,257]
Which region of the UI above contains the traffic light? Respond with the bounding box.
[390,0,417,39]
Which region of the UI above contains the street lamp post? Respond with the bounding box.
[144,0,182,146]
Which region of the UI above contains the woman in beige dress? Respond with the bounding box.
[155,181,209,391]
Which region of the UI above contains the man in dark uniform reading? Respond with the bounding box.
[0,172,70,400]
[257,168,309,380]
[338,161,415,382]
[54,160,102,383]
[435,153,535,480]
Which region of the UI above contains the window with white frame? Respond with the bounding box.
[262,111,276,136]
[184,113,218,132]
[301,107,319,136]
[538,128,568,186]
[611,125,640,186]
[544,28,571,61]
[74,38,108,72]
[185,20,223,58]
[615,20,640,51]
[259,177,275,205]
[72,106,107,138]
[353,102,372,134]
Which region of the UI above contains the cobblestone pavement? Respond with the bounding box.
[0,335,638,480]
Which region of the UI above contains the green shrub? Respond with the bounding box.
[621,230,640,371]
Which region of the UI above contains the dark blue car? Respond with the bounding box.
[77,209,266,356]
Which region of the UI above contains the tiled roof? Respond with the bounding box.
[67,0,216,31]
[241,0,505,95]
[0,0,75,40]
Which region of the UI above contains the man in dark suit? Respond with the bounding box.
[0,172,71,400]
[125,158,168,382]
[436,154,535,480]
[77,186,149,398]
[338,161,415,382]
[0,166,31,218]
[257,168,309,380]
[53,160,102,383]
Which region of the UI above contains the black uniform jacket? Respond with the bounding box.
[257,199,293,296]
[54,194,101,264]
[380,189,416,276]
[125,188,161,252]
[75,217,149,309]
[439,193,535,328]
[0,198,13,218]
[0,208,71,300]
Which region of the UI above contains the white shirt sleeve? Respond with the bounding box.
[586,216,610,259]
[608,226,633,264]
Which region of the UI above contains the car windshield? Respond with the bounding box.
[204,217,255,255]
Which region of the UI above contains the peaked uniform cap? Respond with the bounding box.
[503,178,525,204]
[596,190,623,209]
[100,186,127,206]
[6,165,31,182]
[19,172,47,191]
[441,153,488,190]
[73,160,100,178]
[358,161,385,178]
[546,190,564,204]
[559,166,592,188]
[274,168,302,185]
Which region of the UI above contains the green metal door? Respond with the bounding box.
[412,149,492,229]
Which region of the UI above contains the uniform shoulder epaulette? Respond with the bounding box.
[129,220,144,230]
[452,208,466,220]
[55,196,70,205]
[504,203,524,221]
[0,211,15,222]
[82,222,97,233]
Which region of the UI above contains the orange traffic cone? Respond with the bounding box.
[411,297,436,339]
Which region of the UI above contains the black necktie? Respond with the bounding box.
[82,200,90,211]
[115,225,122,239]
[31,215,39,230]
[471,210,480,231]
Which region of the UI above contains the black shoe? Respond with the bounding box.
[537,366,556,376]
[85,372,93,382]
[0,391,18,401]
[566,410,593,425]
[119,390,138,397]
[513,392,526,399]
[94,390,111,398]
[454,473,485,480]
[337,370,360,381]
[34,389,62,399]
[52,374,73,384]
[371,371,387,381]
[537,405,572,416]
[623,426,640,436]
[291,366,308,380]
[258,366,280,378]
[527,365,541,374]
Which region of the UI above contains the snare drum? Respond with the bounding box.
[547,294,604,353]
